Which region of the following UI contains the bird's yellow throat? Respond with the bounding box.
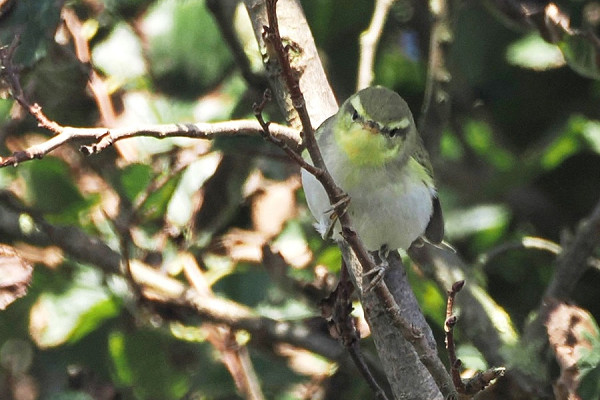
[334,122,400,167]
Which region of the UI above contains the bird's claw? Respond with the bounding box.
[323,194,351,239]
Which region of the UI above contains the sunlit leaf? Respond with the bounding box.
[506,33,565,71]
[456,344,488,371]
[167,153,221,227]
[92,23,146,86]
[444,204,510,241]
[29,265,120,348]
[540,115,600,170]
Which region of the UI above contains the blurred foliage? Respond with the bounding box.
[0,0,600,399]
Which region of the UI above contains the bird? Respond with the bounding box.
[301,86,443,256]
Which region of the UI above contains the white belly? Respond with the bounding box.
[301,160,434,251]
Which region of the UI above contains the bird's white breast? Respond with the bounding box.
[302,143,435,251]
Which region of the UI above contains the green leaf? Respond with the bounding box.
[144,0,234,98]
[406,266,446,328]
[456,344,488,371]
[0,0,63,66]
[108,329,190,400]
[92,23,146,85]
[506,33,565,71]
[19,158,95,223]
[139,171,181,221]
[440,129,464,161]
[119,163,153,202]
[463,119,515,171]
[577,318,600,400]
[559,34,600,80]
[29,265,120,348]
[540,115,600,170]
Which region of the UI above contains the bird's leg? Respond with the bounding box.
[363,245,390,292]
[323,193,351,239]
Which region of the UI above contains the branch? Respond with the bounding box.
[445,280,466,393]
[357,0,397,90]
[0,119,299,167]
[524,195,600,343]
[206,0,268,89]
[0,39,300,166]
[419,0,452,153]
[0,190,348,366]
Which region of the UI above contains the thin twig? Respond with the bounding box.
[253,89,322,177]
[0,36,63,135]
[206,0,268,89]
[0,39,300,166]
[477,236,562,267]
[445,280,466,393]
[357,0,397,90]
[444,280,506,398]
[0,119,299,167]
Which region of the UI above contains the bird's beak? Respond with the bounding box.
[363,120,381,135]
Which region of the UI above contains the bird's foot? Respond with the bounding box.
[362,245,390,292]
[323,193,351,239]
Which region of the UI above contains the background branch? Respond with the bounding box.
[356,0,397,90]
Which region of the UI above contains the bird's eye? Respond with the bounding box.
[389,128,401,138]
[351,109,359,121]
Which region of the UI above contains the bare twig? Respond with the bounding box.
[444,280,507,398]
[408,243,515,367]
[253,89,322,177]
[445,280,466,393]
[477,236,562,267]
[523,195,600,354]
[0,36,63,135]
[0,119,299,167]
[357,0,397,90]
[0,39,300,166]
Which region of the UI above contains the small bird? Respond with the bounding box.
[301,86,443,254]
